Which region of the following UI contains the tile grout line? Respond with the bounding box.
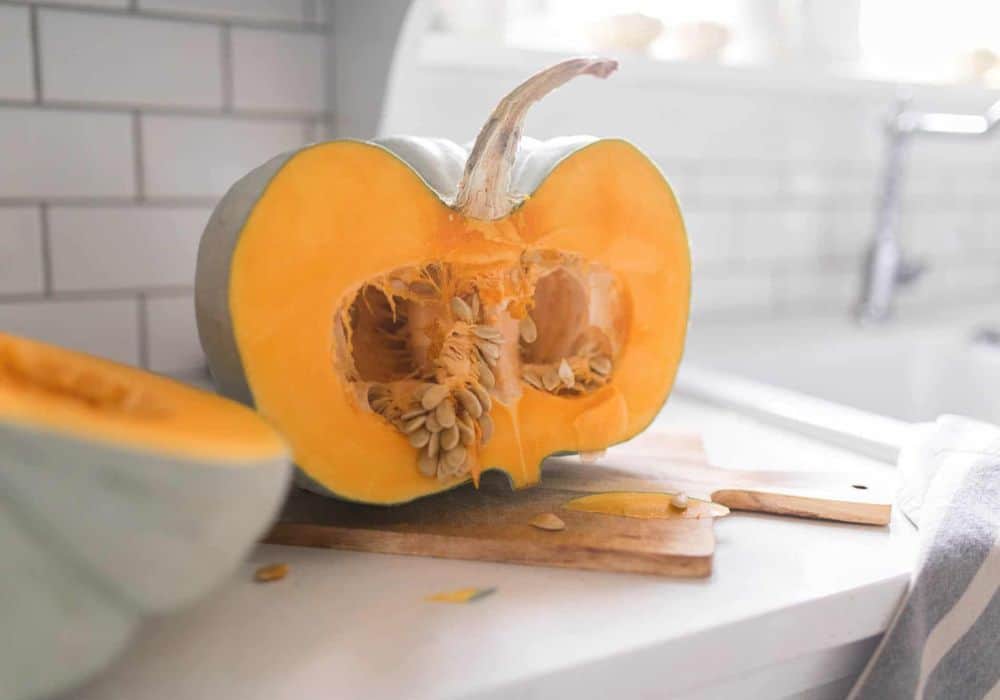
[28,4,42,103]
[0,97,331,121]
[132,110,145,201]
[137,292,150,369]
[38,203,53,296]
[220,23,233,113]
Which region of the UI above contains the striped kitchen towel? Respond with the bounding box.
[849,415,999,700]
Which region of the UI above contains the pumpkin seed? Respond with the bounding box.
[400,408,426,421]
[421,384,450,410]
[590,355,612,376]
[408,428,430,448]
[470,294,480,318]
[455,387,482,418]
[441,424,460,450]
[558,359,574,387]
[402,415,426,433]
[670,492,689,510]
[418,452,437,476]
[451,296,473,322]
[457,419,475,446]
[519,315,537,343]
[435,399,456,428]
[427,429,440,459]
[254,563,289,583]
[542,367,560,391]
[522,371,543,390]
[473,325,502,340]
[477,346,498,368]
[410,280,436,295]
[470,383,492,411]
[478,361,495,389]
[444,445,467,468]
[425,411,442,433]
[478,413,494,443]
[477,340,501,360]
[529,513,565,531]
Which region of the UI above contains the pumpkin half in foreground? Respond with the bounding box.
[0,332,290,700]
[196,57,690,504]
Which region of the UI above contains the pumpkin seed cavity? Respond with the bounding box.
[334,251,626,480]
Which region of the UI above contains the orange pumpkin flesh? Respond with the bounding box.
[212,59,690,504]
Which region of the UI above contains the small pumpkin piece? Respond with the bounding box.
[565,492,729,520]
[427,587,497,604]
[529,512,566,531]
[254,563,289,583]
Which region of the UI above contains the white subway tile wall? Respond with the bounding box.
[231,28,326,112]
[0,0,328,372]
[142,115,306,197]
[0,5,33,100]
[386,62,1000,321]
[0,207,45,295]
[39,10,223,108]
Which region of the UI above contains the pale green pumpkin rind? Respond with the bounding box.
[195,138,689,504]
[0,421,291,699]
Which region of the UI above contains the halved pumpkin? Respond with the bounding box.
[196,58,690,504]
[0,332,290,700]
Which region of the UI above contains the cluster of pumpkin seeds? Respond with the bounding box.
[366,289,501,480]
[520,349,613,396]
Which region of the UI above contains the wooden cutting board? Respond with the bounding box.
[265,432,893,578]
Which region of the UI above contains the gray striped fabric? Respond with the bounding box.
[850,416,1000,700]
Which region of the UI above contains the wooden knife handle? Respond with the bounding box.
[710,488,891,526]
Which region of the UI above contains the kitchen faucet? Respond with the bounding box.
[855,95,1000,324]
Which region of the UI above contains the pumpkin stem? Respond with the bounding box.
[453,57,618,220]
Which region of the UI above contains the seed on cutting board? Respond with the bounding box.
[451,296,473,322]
[670,492,689,510]
[530,513,565,531]
[254,563,289,583]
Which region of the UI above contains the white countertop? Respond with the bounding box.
[70,396,919,700]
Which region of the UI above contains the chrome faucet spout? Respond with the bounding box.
[855,94,1000,324]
